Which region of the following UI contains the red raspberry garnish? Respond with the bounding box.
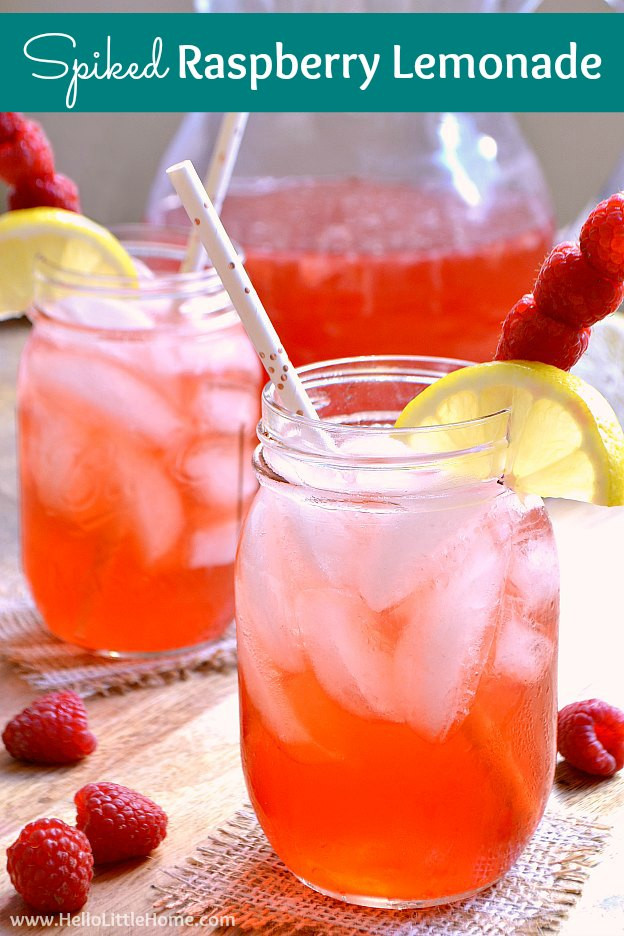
[9,173,81,213]
[0,119,54,186]
[580,193,624,280]
[495,294,590,371]
[534,242,624,329]
[558,699,624,777]
[7,818,93,913]
[2,691,97,765]
[75,782,168,864]
[0,112,26,144]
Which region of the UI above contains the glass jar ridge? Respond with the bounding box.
[257,355,511,496]
[31,223,239,333]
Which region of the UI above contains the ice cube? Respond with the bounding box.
[237,636,312,747]
[393,512,510,742]
[299,255,335,289]
[339,433,433,496]
[266,434,411,496]
[338,435,410,458]
[192,382,260,435]
[493,597,555,684]
[112,448,185,564]
[281,490,507,615]
[236,497,307,674]
[25,387,185,563]
[132,257,157,280]
[505,500,559,626]
[52,296,155,330]
[208,325,261,380]
[28,342,184,445]
[237,571,306,675]
[254,463,419,611]
[296,586,402,722]
[265,451,346,494]
[179,438,257,511]
[23,404,106,519]
[187,519,239,569]
[264,494,354,589]
[353,502,496,613]
[141,322,260,382]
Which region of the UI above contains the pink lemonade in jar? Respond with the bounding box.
[236,357,559,907]
[221,179,554,365]
[18,228,262,654]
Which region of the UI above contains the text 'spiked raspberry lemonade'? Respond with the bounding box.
[236,195,624,907]
[18,226,261,654]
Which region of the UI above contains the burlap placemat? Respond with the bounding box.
[0,582,237,698]
[154,804,609,935]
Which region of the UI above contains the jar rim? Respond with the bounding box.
[30,223,240,334]
[260,355,510,469]
[33,222,238,300]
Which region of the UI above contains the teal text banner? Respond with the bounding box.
[0,13,622,112]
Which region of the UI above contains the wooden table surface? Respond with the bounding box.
[0,320,623,936]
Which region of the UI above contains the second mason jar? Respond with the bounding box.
[18,225,262,655]
[236,355,559,908]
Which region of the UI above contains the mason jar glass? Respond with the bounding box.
[18,225,262,655]
[236,355,559,907]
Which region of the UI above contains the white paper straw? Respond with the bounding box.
[167,159,319,421]
[181,113,249,275]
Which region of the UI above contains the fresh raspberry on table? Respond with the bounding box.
[7,818,93,913]
[0,119,54,186]
[495,293,590,371]
[9,173,81,212]
[2,691,97,765]
[75,782,168,864]
[580,192,624,280]
[534,242,624,329]
[0,112,26,144]
[558,699,624,777]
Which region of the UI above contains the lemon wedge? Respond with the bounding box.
[0,208,138,317]
[395,360,624,506]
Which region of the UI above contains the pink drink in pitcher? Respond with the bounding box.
[222,179,553,365]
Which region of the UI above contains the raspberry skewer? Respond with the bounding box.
[0,112,80,212]
[496,193,624,370]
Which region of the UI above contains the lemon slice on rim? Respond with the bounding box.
[395,360,624,506]
[0,208,138,317]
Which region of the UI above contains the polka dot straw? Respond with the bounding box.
[167,159,319,420]
[181,113,249,274]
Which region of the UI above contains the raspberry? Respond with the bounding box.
[0,112,26,144]
[9,173,81,213]
[2,691,97,765]
[534,242,623,329]
[495,294,590,371]
[0,120,54,186]
[0,115,80,212]
[7,818,93,913]
[580,192,624,280]
[558,699,624,777]
[75,782,168,864]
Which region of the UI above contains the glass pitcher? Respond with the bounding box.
[147,0,553,365]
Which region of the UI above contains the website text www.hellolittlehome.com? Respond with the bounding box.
[9,910,237,928]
